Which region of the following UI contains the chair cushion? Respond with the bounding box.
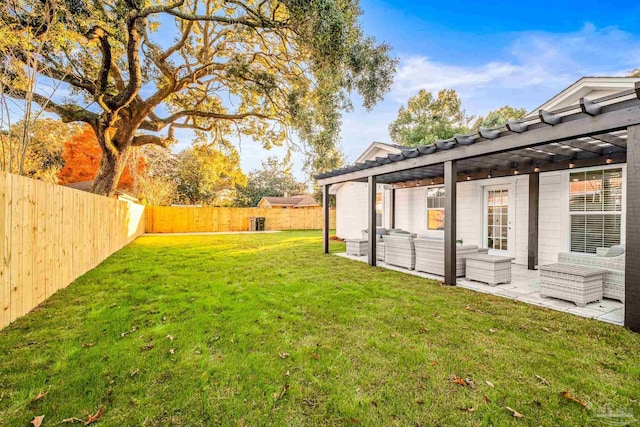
[604,245,625,257]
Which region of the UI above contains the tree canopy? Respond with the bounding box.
[0,118,76,182]
[174,144,246,205]
[388,89,472,147]
[1,0,396,195]
[472,105,527,130]
[234,156,307,207]
[389,89,527,147]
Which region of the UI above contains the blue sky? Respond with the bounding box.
[242,0,640,180]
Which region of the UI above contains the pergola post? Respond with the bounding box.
[625,125,640,332]
[322,184,330,254]
[390,188,396,229]
[368,175,377,266]
[528,173,539,270]
[444,160,457,285]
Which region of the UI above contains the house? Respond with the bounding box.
[257,194,319,208]
[317,76,640,331]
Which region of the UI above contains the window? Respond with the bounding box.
[376,192,383,227]
[569,168,623,254]
[426,187,445,230]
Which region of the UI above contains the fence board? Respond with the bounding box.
[0,172,146,330]
[145,206,336,233]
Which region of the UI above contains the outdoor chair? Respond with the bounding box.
[413,238,479,277]
[382,234,417,270]
[556,245,625,302]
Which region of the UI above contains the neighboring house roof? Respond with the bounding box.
[525,76,640,119]
[259,194,319,207]
[63,180,138,201]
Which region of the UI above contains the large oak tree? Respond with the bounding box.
[1,0,396,195]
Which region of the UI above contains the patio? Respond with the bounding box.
[317,87,640,331]
[337,253,625,325]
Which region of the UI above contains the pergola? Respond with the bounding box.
[316,84,640,332]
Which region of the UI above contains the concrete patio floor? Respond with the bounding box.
[336,253,624,326]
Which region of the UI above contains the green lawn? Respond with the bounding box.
[1,231,638,426]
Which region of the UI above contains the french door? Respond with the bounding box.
[484,186,512,256]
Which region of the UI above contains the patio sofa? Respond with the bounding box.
[556,245,625,302]
[413,238,480,277]
[382,233,417,270]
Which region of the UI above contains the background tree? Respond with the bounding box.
[388,89,472,147]
[0,118,76,182]
[235,157,308,207]
[629,69,640,77]
[128,145,178,206]
[57,125,141,188]
[1,0,396,196]
[174,144,246,205]
[472,105,527,130]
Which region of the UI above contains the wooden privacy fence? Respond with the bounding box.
[145,206,336,233]
[0,172,146,330]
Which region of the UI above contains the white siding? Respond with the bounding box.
[335,164,626,266]
[538,172,566,265]
[335,182,368,239]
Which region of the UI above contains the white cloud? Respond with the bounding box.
[390,24,640,110]
[336,24,640,164]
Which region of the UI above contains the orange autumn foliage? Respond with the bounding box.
[57,126,142,188]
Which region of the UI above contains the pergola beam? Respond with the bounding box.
[322,185,330,254]
[317,101,640,186]
[367,175,377,266]
[444,160,457,286]
[528,173,539,270]
[625,125,640,331]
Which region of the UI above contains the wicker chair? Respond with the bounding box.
[556,246,625,302]
[413,238,479,277]
[361,228,388,261]
[382,234,417,270]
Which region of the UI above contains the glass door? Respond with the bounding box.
[485,188,510,255]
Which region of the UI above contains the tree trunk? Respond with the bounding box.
[91,137,131,196]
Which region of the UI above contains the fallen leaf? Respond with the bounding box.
[349,418,360,424]
[82,342,95,348]
[506,406,524,418]
[166,335,175,341]
[458,407,477,412]
[430,361,436,366]
[542,327,551,333]
[31,415,44,427]
[311,353,320,360]
[560,391,588,408]
[489,328,496,333]
[451,376,476,389]
[279,352,289,359]
[416,399,425,405]
[285,370,290,377]
[169,348,175,355]
[141,343,154,351]
[85,407,104,425]
[483,395,491,404]
[30,391,46,403]
[108,303,117,308]
[130,368,139,377]
[485,380,495,388]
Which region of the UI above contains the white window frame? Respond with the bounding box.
[565,164,626,254]
[426,185,445,231]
